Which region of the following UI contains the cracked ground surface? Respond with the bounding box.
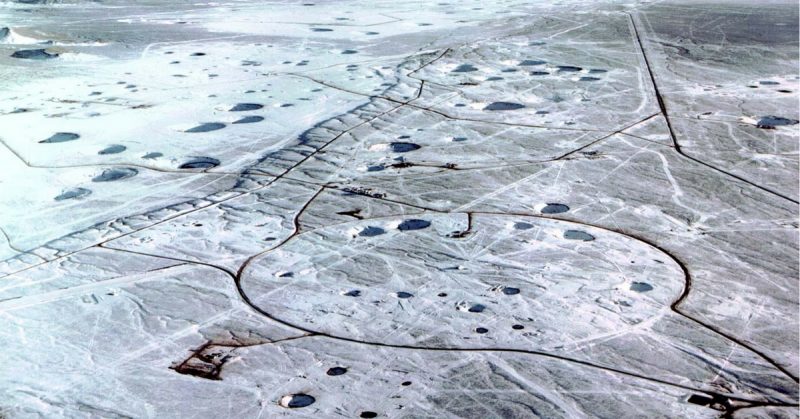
[0,0,798,418]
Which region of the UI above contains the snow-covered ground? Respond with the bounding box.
[0,1,798,417]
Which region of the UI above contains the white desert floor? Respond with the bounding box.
[0,1,798,418]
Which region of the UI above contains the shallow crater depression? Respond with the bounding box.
[240,213,684,350]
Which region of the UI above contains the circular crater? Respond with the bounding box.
[92,167,138,182]
[178,156,220,169]
[240,213,684,350]
[54,187,91,201]
[326,366,347,376]
[40,132,79,144]
[279,393,315,408]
